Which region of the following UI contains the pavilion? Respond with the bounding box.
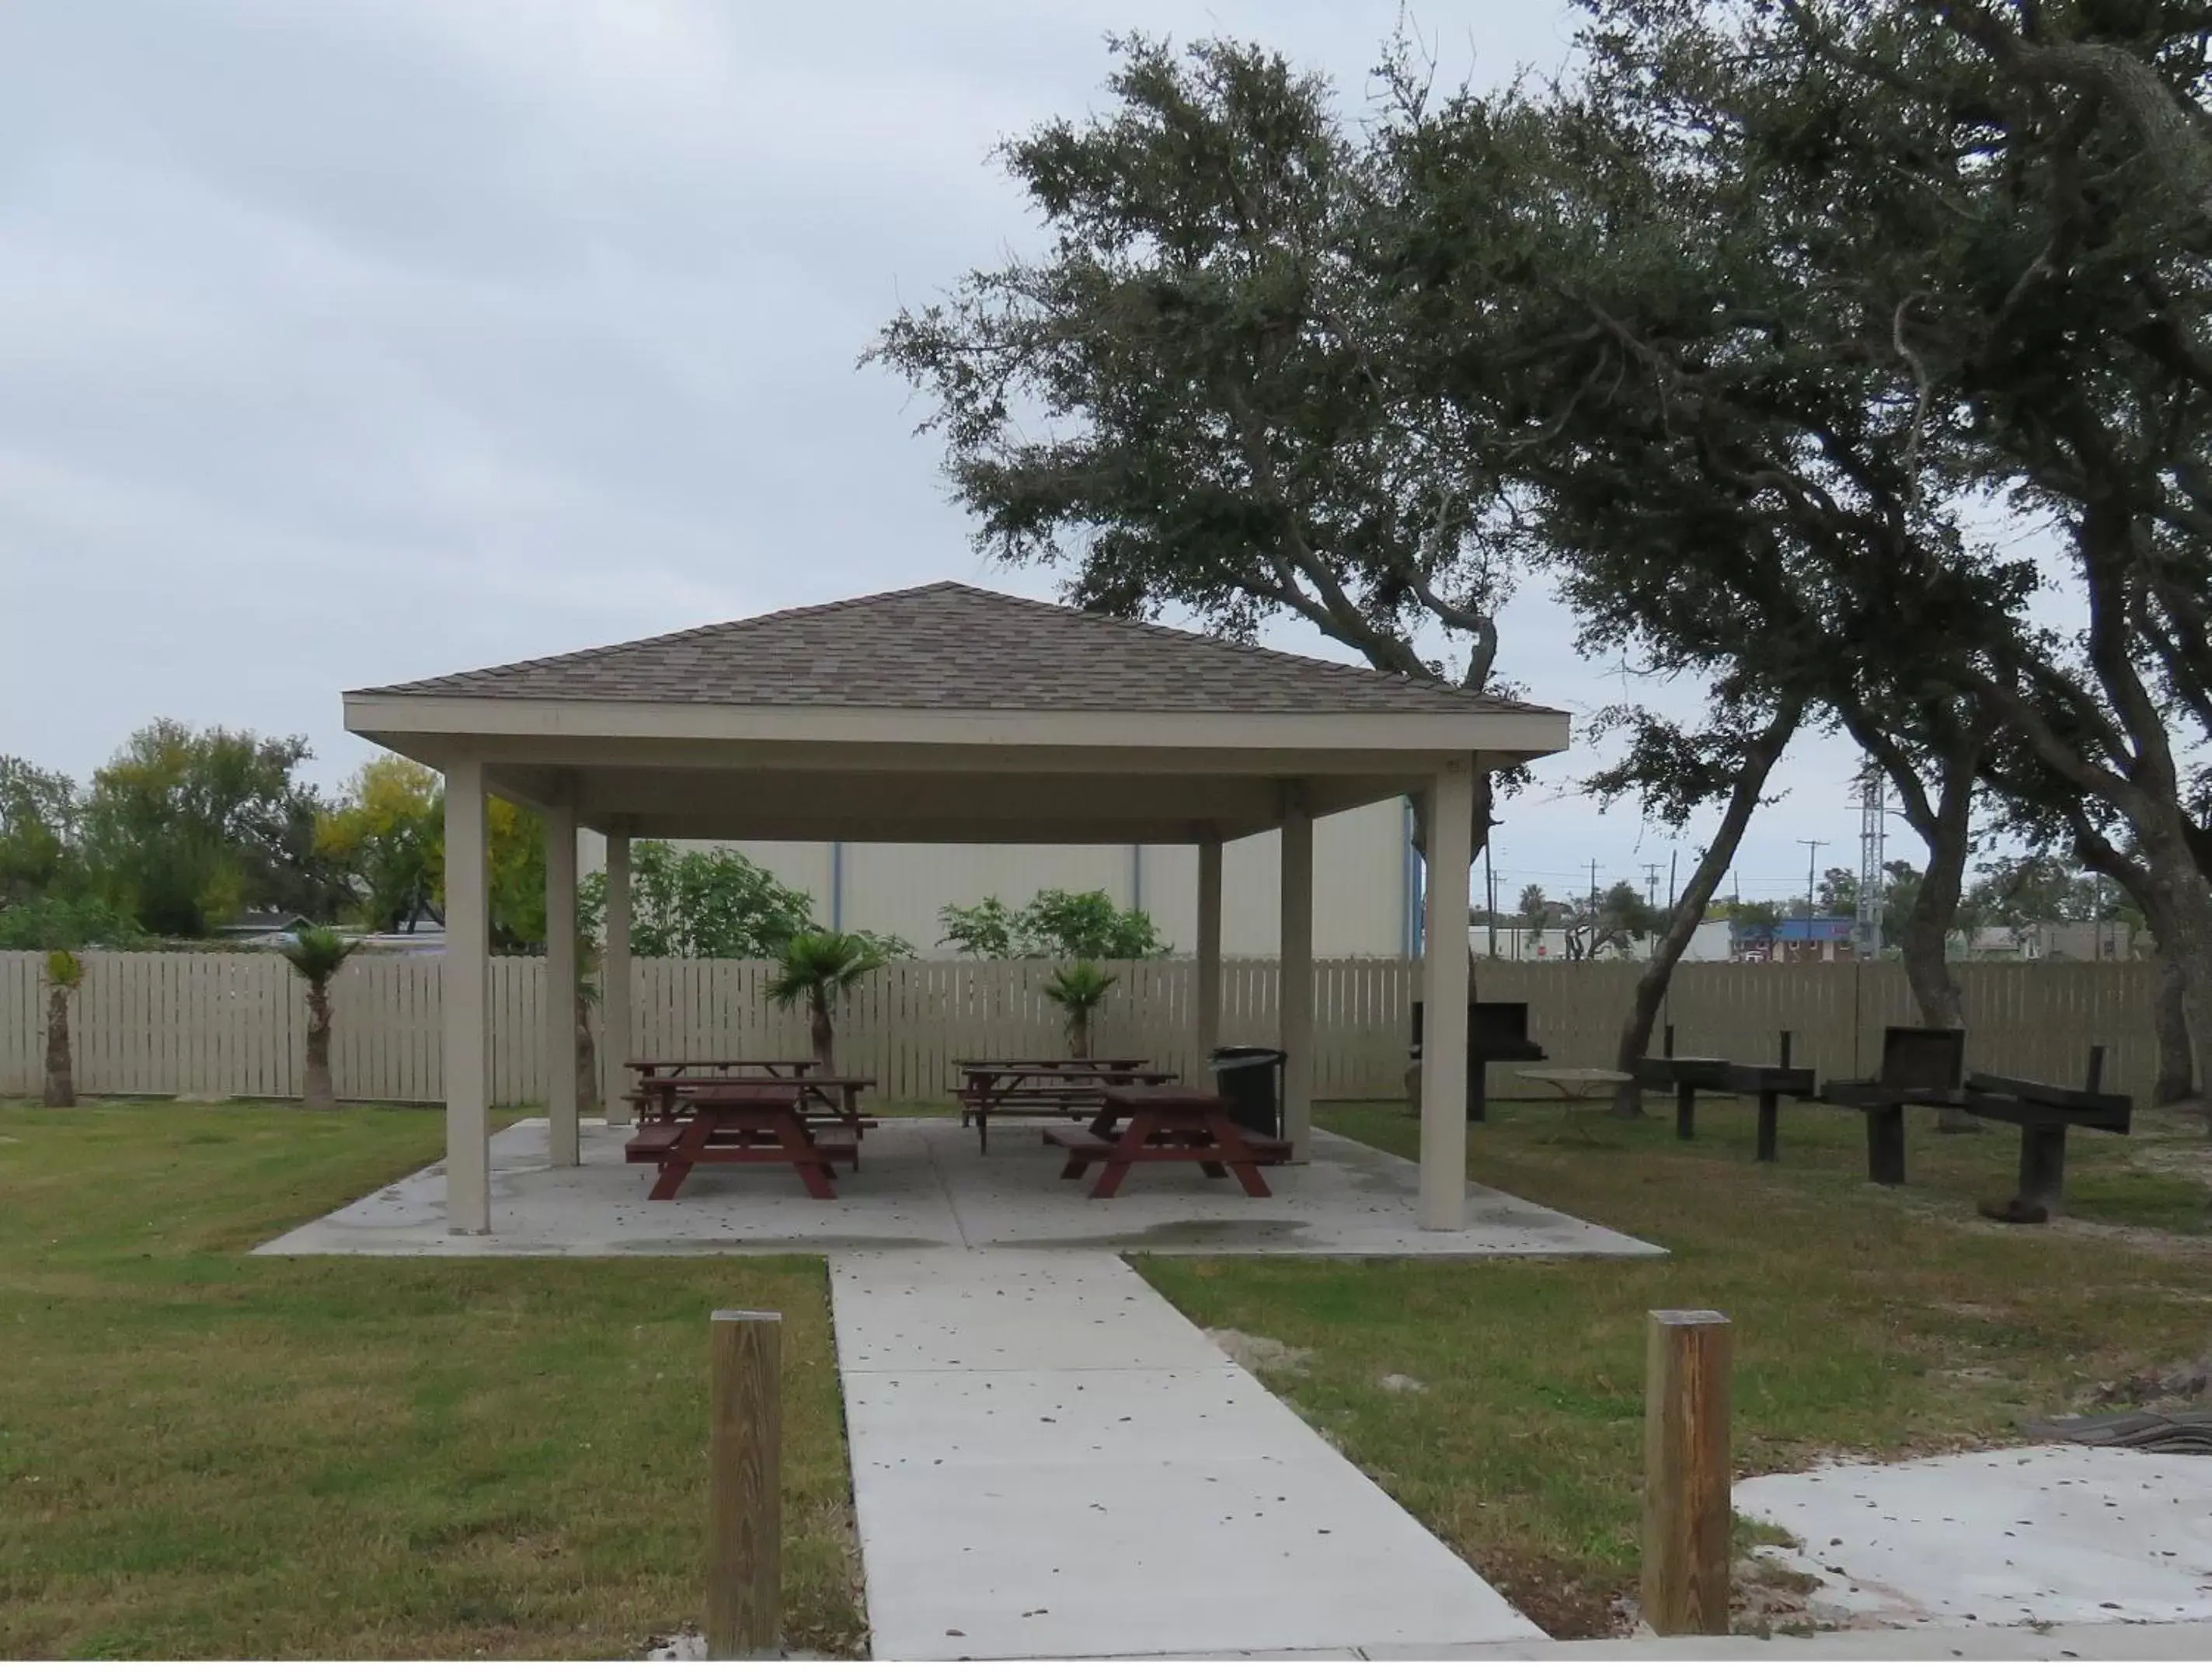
[342,582,1570,1234]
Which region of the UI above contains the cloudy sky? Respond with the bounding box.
[1,0,1893,908]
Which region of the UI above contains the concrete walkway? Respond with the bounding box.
[1358,1620,2212,1659]
[831,1249,1545,1660]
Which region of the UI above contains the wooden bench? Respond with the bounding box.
[1634,1026,1733,1139]
[1719,1031,1818,1162]
[626,1123,863,1165]
[1963,1046,2131,1223]
[1042,1123,1294,1165]
[1817,1026,1969,1184]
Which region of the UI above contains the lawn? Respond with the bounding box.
[1140,1096,2212,1639]
[0,1100,864,1660]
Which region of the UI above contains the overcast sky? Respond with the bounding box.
[1,0,1900,907]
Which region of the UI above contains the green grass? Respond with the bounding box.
[1138,1096,2212,1638]
[0,1100,863,1659]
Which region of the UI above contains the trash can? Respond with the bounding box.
[1209,1047,1287,1138]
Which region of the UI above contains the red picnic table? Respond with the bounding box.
[622,1057,821,1118]
[1042,1084,1291,1199]
[951,1059,1177,1153]
[625,1075,877,1199]
[629,1066,872,1123]
[623,1081,862,1200]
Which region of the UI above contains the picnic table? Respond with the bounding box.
[1042,1085,1290,1199]
[622,1081,859,1200]
[952,1060,1176,1153]
[622,1057,820,1117]
[1514,1066,1631,1138]
[633,1071,875,1124]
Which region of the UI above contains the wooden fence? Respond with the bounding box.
[0,950,2167,1106]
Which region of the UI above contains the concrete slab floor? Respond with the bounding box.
[1735,1446,2212,1631]
[254,1116,1661,1260]
[832,1249,1545,1661]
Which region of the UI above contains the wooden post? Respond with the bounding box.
[709,1309,781,1660]
[1865,1104,1907,1185]
[1642,1308,1732,1636]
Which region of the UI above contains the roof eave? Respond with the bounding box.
[343,691,1571,766]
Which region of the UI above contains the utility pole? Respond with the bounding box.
[1642,862,1662,907]
[1799,839,1827,964]
[1668,849,1678,911]
[1589,858,1601,911]
[1849,758,1886,962]
[1486,849,1497,959]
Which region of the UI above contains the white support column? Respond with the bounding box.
[602,824,633,1125]
[1420,758,1475,1231]
[1280,792,1315,1161]
[544,799,579,1167]
[1195,833,1223,1069]
[442,758,491,1235]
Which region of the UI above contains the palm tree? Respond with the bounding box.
[765,928,884,1070]
[280,927,360,1111]
[42,949,83,1108]
[1517,883,1549,927]
[766,932,886,1073]
[1043,960,1117,1057]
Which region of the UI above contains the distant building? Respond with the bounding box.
[578,797,1419,959]
[1471,919,1734,963]
[1731,916,1856,963]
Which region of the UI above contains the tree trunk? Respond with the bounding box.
[42,986,75,1108]
[1610,698,1805,1116]
[810,995,836,1075]
[2151,953,2198,1109]
[576,994,601,1114]
[302,982,336,1110]
[1068,1011,1092,1058]
[1901,750,1977,1131]
[2130,818,2212,1137]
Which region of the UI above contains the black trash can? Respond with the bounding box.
[1210,1046,1287,1138]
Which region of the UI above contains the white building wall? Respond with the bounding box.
[576,796,1413,956]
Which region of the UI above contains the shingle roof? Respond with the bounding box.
[352,581,1556,718]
